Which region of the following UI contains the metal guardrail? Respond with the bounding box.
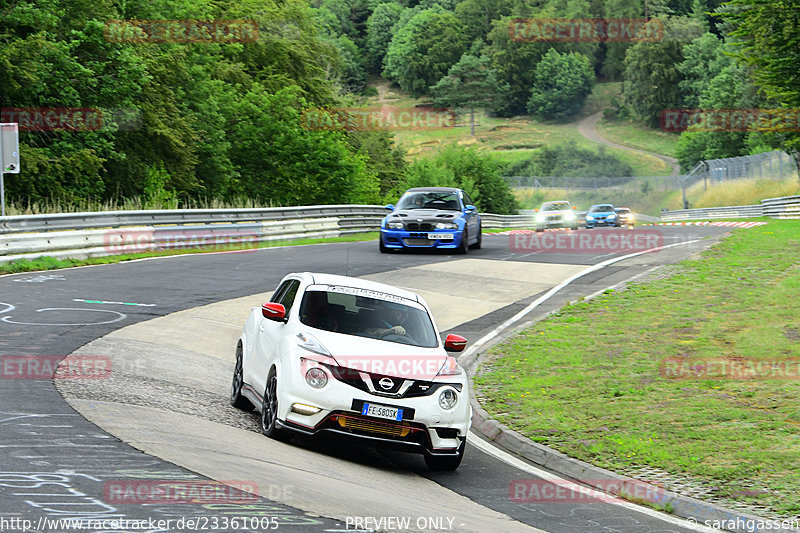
[0,206,534,263]
[660,194,800,221]
[660,205,764,221]
[762,195,800,219]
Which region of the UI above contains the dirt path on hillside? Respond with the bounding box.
[577,112,680,175]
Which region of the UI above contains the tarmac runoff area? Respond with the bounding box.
[57,258,589,532]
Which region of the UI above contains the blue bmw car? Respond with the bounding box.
[379,187,481,253]
[585,204,621,228]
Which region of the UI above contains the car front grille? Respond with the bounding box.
[406,222,433,231]
[334,414,414,437]
[322,362,459,399]
[403,238,433,246]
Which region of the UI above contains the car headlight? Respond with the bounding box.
[386,221,404,230]
[586,215,594,220]
[535,214,545,222]
[296,332,331,356]
[305,367,328,389]
[438,388,458,410]
[434,222,458,230]
[565,212,575,220]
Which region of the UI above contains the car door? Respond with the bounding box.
[251,278,301,399]
[461,191,480,241]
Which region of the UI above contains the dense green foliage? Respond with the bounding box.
[506,142,634,178]
[527,49,594,120]
[3,0,799,209]
[403,146,519,214]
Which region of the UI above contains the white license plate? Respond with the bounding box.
[428,233,454,240]
[362,403,403,421]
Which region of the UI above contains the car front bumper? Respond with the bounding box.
[277,358,471,454]
[380,228,465,250]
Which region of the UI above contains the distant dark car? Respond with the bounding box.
[615,207,635,228]
[379,187,481,253]
[534,201,579,231]
[585,204,620,228]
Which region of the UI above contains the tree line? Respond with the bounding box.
[1,0,797,214]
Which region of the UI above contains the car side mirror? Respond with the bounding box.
[465,204,476,212]
[384,204,395,211]
[572,206,577,209]
[262,302,286,322]
[444,334,467,352]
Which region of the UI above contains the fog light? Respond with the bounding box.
[291,403,322,415]
[305,367,328,388]
[438,388,457,410]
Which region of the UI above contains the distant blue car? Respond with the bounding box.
[585,204,621,228]
[379,187,481,253]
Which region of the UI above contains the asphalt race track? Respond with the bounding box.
[0,227,731,533]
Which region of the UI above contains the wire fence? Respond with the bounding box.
[504,175,682,192]
[504,151,799,193]
[704,150,798,182]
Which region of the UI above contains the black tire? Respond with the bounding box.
[260,369,288,440]
[469,225,482,249]
[457,229,469,254]
[230,344,254,410]
[424,439,466,471]
[379,236,389,253]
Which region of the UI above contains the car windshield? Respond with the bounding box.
[542,202,570,211]
[590,205,614,213]
[298,286,438,348]
[396,191,461,211]
[617,208,631,214]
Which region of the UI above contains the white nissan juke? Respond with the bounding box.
[231,272,472,470]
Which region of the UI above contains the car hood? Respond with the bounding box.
[589,211,615,216]
[305,329,450,381]
[386,208,462,221]
[540,210,573,216]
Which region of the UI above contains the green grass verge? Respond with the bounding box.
[0,233,379,275]
[474,220,800,516]
[596,119,681,158]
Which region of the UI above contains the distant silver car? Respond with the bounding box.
[615,207,635,228]
[535,201,579,231]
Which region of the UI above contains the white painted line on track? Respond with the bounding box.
[468,433,719,532]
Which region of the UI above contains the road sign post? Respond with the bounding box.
[1,123,21,216]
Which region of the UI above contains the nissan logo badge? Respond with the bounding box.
[379,377,394,390]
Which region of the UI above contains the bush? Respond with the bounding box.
[398,147,519,214]
[507,142,634,178]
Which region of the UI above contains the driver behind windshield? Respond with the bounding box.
[364,304,409,339]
